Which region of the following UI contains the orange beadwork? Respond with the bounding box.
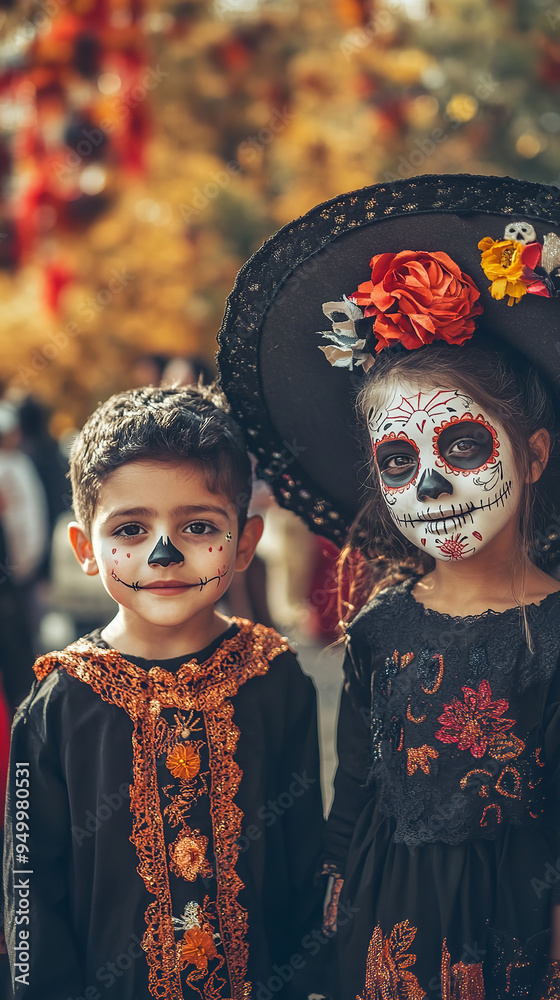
[34,619,288,1000]
[541,962,560,999]
[495,766,521,799]
[441,940,452,1000]
[460,769,493,791]
[407,699,426,725]
[480,803,502,826]
[358,920,427,1000]
[170,832,213,882]
[441,941,485,999]
[420,654,444,695]
[407,745,439,776]
[361,926,488,1000]
[166,743,201,780]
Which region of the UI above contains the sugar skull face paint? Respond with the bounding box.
[369,380,521,561]
[91,459,238,629]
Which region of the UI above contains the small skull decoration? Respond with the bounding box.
[503,221,537,245]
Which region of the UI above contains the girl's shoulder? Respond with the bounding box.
[347,577,415,642]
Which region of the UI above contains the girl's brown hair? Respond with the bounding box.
[337,334,557,630]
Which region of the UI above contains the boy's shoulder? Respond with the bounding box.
[220,619,314,696]
[14,643,102,741]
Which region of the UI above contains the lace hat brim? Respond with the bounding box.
[217,173,560,546]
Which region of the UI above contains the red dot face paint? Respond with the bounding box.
[473,531,483,541]
[112,548,117,555]
[208,547,212,552]
[127,552,131,558]
[218,546,223,551]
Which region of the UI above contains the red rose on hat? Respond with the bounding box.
[351,250,483,353]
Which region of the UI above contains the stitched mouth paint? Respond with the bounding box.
[111,567,230,592]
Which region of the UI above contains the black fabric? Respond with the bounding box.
[323,580,560,999]
[217,173,560,545]
[3,625,324,1000]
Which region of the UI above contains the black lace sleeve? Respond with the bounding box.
[322,641,373,874]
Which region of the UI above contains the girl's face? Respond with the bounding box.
[368,379,521,561]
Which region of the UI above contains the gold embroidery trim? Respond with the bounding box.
[35,619,288,1000]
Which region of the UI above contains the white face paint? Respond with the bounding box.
[368,379,521,561]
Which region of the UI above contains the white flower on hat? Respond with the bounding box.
[318,296,375,372]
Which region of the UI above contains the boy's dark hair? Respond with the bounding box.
[70,384,253,536]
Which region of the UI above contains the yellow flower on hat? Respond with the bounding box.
[478,236,541,306]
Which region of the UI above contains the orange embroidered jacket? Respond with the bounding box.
[4,620,324,1000]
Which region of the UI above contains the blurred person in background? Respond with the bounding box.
[0,400,48,703]
[17,394,70,579]
[160,354,214,388]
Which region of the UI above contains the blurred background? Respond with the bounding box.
[0,0,559,855]
[0,4,559,987]
[1,0,559,428]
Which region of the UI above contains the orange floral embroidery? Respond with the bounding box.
[441,939,485,999]
[435,680,524,760]
[420,654,444,695]
[34,619,288,1000]
[460,769,493,796]
[170,832,213,881]
[181,928,219,970]
[407,700,426,725]
[495,765,521,799]
[407,745,439,776]
[358,920,426,1000]
[361,928,487,1000]
[166,743,201,780]
[541,962,560,999]
[452,962,485,999]
[481,802,501,826]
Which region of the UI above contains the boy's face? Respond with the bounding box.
[74,459,253,631]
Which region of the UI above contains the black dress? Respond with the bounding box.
[323,579,560,1000]
[3,619,324,1000]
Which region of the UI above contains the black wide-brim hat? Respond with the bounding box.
[217,174,560,547]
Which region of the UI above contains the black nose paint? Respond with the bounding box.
[147,536,185,567]
[416,469,454,502]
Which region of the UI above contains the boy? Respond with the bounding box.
[3,385,324,1000]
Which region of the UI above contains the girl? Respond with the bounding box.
[217,174,560,998]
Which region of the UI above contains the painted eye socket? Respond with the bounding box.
[437,420,495,471]
[375,441,419,488]
[114,523,145,538]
